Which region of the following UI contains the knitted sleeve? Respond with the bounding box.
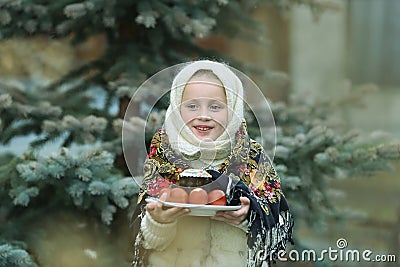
[140,211,178,251]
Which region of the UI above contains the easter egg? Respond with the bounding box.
[189,188,208,204]
[168,188,189,203]
[158,187,171,200]
[208,189,226,206]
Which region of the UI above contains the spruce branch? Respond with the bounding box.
[12,148,139,224]
[266,84,400,228]
[0,243,38,267]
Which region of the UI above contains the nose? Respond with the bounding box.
[197,107,211,121]
[197,115,211,121]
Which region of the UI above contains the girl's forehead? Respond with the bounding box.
[181,81,226,101]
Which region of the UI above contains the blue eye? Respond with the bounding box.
[187,104,198,110]
[210,104,221,110]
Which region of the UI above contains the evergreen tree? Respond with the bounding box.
[0,0,399,266]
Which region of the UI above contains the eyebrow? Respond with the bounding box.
[182,98,227,104]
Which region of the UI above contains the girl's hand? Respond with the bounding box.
[146,193,190,224]
[211,197,250,225]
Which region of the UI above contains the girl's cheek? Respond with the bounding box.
[180,110,191,123]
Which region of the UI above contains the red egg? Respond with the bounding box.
[168,188,189,203]
[189,188,208,204]
[208,189,226,206]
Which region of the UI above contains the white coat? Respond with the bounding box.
[141,211,249,267]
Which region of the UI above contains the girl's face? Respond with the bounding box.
[180,79,228,141]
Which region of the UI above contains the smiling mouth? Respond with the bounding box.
[194,126,213,133]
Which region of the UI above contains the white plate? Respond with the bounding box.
[145,197,241,216]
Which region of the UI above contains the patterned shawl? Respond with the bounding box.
[132,120,294,266]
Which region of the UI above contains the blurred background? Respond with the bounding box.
[208,1,400,265]
[0,0,399,266]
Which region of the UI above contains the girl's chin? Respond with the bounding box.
[191,132,216,142]
[194,135,214,141]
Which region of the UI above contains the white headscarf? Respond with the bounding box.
[164,60,244,168]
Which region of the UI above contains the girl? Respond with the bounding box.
[132,60,293,267]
